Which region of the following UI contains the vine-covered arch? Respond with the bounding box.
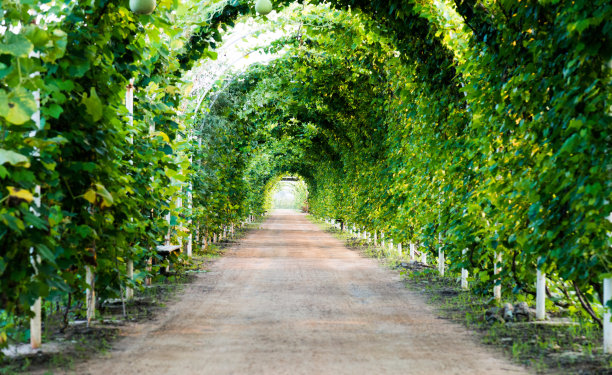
[1,0,610,351]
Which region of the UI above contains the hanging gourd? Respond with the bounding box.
[255,0,273,15]
[130,0,157,15]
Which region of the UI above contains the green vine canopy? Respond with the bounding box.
[0,0,610,348]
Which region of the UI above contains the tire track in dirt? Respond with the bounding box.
[73,210,527,375]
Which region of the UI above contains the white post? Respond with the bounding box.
[177,196,183,249]
[187,147,193,257]
[187,219,193,257]
[421,247,427,265]
[86,266,95,326]
[461,248,469,290]
[30,90,42,349]
[604,212,611,353]
[493,251,502,301]
[373,231,378,246]
[603,277,611,354]
[165,212,171,245]
[125,80,135,299]
[409,242,415,261]
[363,231,368,240]
[381,232,385,247]
[30,297,41,349]
[388,240,394,254]
[126,259,134,299]
[397,243,402,257]
[536,258,546,320]
[438,233,444,276]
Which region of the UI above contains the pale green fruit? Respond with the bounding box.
[255,0,273,15]
[130,0,156,15]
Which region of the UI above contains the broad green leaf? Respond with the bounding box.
[0,149,30,167]
[0,32,33,57]
[4,87,37,125]
[43,103,63,119]
[25,27,49,48]
[81,87,103,122]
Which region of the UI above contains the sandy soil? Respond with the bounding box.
[73,210,527,375]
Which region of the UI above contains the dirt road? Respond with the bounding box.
[76,210,526,375]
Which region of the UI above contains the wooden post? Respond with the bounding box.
[493,251,502,301]
[461,248,469,290]
[86,266,95,326]
[536,258,546,320]
[603,277,611,354]
[409,242,415,261]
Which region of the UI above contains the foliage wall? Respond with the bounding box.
[0,0,610,346]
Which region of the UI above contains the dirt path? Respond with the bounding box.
[75,210,527,375]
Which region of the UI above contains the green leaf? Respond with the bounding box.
[4,87,37,125]
[0,149,30,168]
[25,27,49,48]
[82,189,96,204]
[94,183,114,208]
[1,213,25,232]
[81,87,103,122]
[0,32,34,57]
[35,244,56,263]
[43,103,63,119]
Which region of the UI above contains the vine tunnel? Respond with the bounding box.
[0,0,611,354]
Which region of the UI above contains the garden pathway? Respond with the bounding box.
[76,210,527,375]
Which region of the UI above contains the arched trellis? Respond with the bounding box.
[2,0,609,354]
[178,1,611,353]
